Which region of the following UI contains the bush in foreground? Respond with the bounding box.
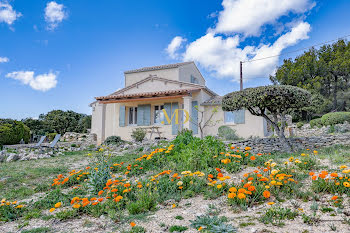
[0,119,30,145]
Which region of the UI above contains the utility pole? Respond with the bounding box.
[240,61,243,91]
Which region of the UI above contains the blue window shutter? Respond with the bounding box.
[190,101,198,134]
[137,105,144,126]
[234,109,245,124]
[137,104,151,126]
[143,104,151,126]
[119,105,125,127]
[171,103,179,135]
[164,103,172,125]
[224,112,235,124]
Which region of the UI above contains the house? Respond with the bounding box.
[90,62,268,144]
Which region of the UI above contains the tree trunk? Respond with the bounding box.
[333,75,338,111]
[261,113,293,153]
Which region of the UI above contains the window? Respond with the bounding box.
[190,75,199,84]
[128,107,137,125]
[154,105,165,124]
[224,110,245,124]
[224,111,235,124]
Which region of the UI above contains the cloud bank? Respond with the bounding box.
[166,0,315,81]
[0,1,21,25]
[0,56,9,63]
[45,1,67,30]
[6,71,58,91]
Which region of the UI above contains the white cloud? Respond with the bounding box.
[44,1,67,30]
[0,2,21,25]
[6,71,58,91]
[0,56,9,63]
[166,36,187,59]
[214,0,315,36]
[166,0,313,82]
[183,22,310,80]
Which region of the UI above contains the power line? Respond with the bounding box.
[242,33,350,64]
[239,33,350,86]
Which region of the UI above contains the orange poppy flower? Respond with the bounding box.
[130,222,136,227]
[248,186,256,192]
[263,190,270,198]
[250,156,256,161]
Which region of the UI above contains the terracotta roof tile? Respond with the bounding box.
[96,88,201,100]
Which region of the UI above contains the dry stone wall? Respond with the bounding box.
[228,133,350,154]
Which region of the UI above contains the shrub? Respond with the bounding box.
[218,126,240,141]
[46,133,57,141]
[104,136,123,145]
[260,206,298,226]
[310,118,323,128]
[321,112,350,126]
[0,202,26,222]
[190,215,236,233]
[126,189,157,214]
[0,119,30,145]
[169,225,188,232]
[87,153,112,194]
[131,128,147,142]
[173,129,194,146]
[296,122,304,129]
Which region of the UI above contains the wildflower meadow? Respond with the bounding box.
[1,130,350,232]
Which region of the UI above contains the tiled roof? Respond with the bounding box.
[96,88,201,101]
[201,96,223,106]
[124,61,194,74]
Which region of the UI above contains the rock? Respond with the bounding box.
[143,146,152,153]
[0,151,6,162]
[6,153,20,162]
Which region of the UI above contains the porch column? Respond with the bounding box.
[183,96,192,130]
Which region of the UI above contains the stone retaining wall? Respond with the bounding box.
[228,133,350,154]
[289,122,350,137]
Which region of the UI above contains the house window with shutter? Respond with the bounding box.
[190,75,199,84]
[154,105,165,124]
[128,107,137,125]
[224,110,245,124]
[224,111,235,124]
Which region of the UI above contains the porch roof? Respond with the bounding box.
[95,88,201,103]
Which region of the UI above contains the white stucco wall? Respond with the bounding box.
[124,68,179,87]
[101,98,185,142]
[123,79,200,95]
[203,106,267,139]
[91,102,105,144]
[178,63,205,85]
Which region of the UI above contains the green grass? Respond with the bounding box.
[0,150,89,200]
[21,227,51,233]
[317,145,350,164]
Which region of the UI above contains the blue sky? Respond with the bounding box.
[1,0,350,119]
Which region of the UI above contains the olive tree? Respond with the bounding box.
[222,85,311,152]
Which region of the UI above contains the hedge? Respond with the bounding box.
[0,120,30,145]
[321,112,350,126]
[310,118,323,128]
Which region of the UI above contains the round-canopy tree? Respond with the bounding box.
[222,85,311,151]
